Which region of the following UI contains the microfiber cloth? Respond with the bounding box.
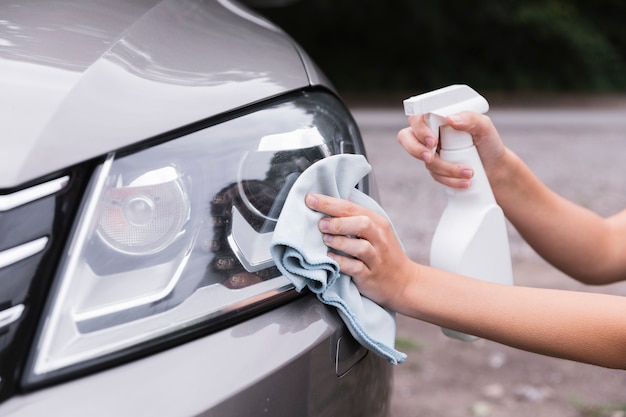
[270,154,407,365]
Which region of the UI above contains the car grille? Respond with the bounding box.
[0,168,91,401]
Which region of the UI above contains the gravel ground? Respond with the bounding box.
[350,97,626,417]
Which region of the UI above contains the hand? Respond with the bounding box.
[397,111,506,189]
[304,193,418,310]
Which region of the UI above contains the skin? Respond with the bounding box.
[304,112,626,369]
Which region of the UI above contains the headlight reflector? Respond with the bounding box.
[97,167,190,255]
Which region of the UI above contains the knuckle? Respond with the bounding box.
[317,196,332,212]
[351,261,367,277]
[357,215,374,230]
[343,202,359,217]
[397,127,410,140]
[352,242,367,258]
[331,219,351,236]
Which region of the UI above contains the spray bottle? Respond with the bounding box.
[403,84,514,341]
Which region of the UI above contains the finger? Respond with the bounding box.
[397,127,434,163]
[322,233,375,264]
[397,131,472,186]
[445,111,484,133]
[318,215,376,241]
[327,251,369,280]
[427,157,474,187]
[431,170,473,189]
[395,114,438,161]
[446,112,498,147]
[305,193,371,218]
[408,115,438,149]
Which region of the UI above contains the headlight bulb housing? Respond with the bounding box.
[97,167,190,256]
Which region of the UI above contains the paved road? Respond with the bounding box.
[350,101,626,417]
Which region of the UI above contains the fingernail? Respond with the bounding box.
[425,136,436,148]
[421,151,432,163]
[323,234,333,243]
[319,218,329,232]
[448,114,462,123]
[461,168,473,178]
[306,193,318,207]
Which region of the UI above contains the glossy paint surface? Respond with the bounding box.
[0,297,391,416]
[0,0,310,188]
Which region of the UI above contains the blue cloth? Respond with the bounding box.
[270,154,407,365]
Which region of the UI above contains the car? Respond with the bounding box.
[0,0,392,415]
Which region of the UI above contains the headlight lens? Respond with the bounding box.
[26,91,367,383]
[97,167,190,255]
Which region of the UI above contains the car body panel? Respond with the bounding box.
[0,0,310,189]
[0,297,390,416]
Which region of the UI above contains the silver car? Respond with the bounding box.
[0,0,392,415]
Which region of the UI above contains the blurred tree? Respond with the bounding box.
[254,0,626,94]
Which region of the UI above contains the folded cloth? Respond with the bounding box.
[270,154,407,365]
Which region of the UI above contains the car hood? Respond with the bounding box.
[0,0,320,188]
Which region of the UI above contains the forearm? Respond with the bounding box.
[488,148,619,283]
[398,264,626,369]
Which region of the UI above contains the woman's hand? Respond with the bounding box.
[397,111,506,189]
[304,193,419,310]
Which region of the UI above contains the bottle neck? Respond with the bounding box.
[440,145,496,206]
[440,125,474,151]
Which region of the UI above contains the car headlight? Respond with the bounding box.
[25,91,368,384]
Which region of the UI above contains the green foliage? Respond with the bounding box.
[395,337,423,352]
[255,0,626,93]
[571,396,626,417]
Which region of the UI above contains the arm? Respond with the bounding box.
[397,112,626,285]
[305,193,626,369]
[488,147,626,284]
[407,263,626,369]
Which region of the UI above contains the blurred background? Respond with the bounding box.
[252,0,626,99]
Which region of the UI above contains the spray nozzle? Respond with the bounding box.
[403,84,489,150]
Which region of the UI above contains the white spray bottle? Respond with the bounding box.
[403,84,514,342]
